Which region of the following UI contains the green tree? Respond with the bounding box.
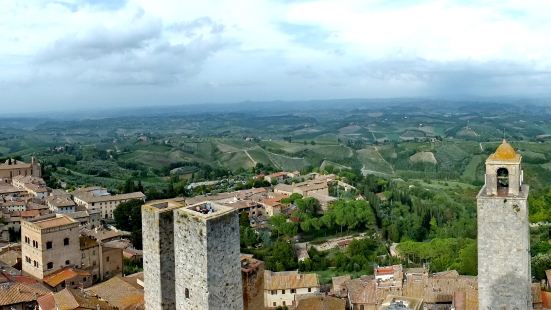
[113,199,144,232]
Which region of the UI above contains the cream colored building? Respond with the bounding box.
[12,175,49,199]
[0,157,41,184]
[80,235,123,283]
[21,214,81,280]
[72,187,145,220]
[264,270,320,308]
[46,195,76,213]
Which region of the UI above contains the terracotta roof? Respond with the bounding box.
[296,296,346,310]
[43,268,90,288]
[75,192,145,204]
[0,185,24,194]
[331,275,351,295]
[85,276,144,310]
[53,288,115,310]
[20,210,40,218]
[37,293,56,310]
[346,278,378,305]
[31,214,78,229]
[0,281,51,306]
[264,270,319,290]
[46,196,75,208]
[53,288,80,309]
[488,140,521,161]
[0,250,21,266]
[267,172,290,178]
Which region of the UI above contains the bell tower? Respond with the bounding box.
[477,140,531,309]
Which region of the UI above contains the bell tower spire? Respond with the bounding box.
[484,139,522,196]
[477,140,532,309]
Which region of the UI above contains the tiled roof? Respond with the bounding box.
[75,192,145,203]
[331,275,351,292]
[346,278,378,304]
[53,288,115,310]
[85,276,144,310]
[264,270,319,290]
[32,215,77,229]
[53,288,79,309]
[43,267,90,288]
[0,281,51,306]
[37,293,55,310]
[296,296,346,310]
[488,140,521,161]
[0,250,21,266]
[20,210,40,218]
[46,196,75,207]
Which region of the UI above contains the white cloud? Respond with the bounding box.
[1,0,551,112]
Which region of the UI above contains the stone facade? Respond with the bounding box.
[142,199,243,310]
[21,215,81,279]
[0,157,41,184]
[477,141,532,310]
[174,203,243,310]
[142,200,179,310]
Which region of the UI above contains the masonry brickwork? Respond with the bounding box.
[477,141,532,310]
[142,199,243,310]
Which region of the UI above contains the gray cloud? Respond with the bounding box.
[346,58,551,96]
[33,15,229,85]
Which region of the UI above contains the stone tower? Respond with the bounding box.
[142,199,243,310]
[477,140,532,310]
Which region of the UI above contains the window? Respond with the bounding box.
[185,288,190,298]
[282,289,285,294]
[308,288,311,292]
[83,277,87,282]
[360,306,365,310]
[283,301,286,306]
[106,256,109,262]
[47,262,53,269]
[65,260,70,265]
[273,302,276,307]
[271,290,276,295]
[93,261,96,266]
[25,256,31,263]
[64,238,69,246]
[291,289,296,293]
[46,241,52,249]
[33,260,38,267]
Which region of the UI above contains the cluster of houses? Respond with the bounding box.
[0,158,146,309]
[238,260,546,310]
[185,171,342,227]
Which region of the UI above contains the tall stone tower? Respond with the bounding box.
[142,199,243,310]
[477,140,532,310]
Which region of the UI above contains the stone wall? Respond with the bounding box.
[173,208,244,310]
[477,185,532,310]
[142,205,176,310]
[243,262,265,310]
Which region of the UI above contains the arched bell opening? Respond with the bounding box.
[497,167,509,196]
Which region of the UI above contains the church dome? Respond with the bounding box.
[489,140,520,161]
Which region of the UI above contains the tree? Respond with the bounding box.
[113,199,144,232]
[121,178,136,193]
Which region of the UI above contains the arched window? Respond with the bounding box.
[497,168,509,194]
[185,288,190,298]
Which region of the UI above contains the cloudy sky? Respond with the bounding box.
[2,0,551,112]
